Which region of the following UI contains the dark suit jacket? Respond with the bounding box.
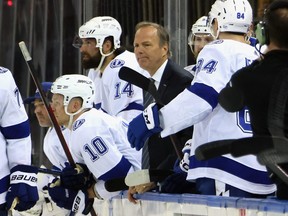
[145,59,193,170]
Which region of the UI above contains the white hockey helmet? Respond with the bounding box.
[188,16,213,46]
[78,16,122,50]
[51,74,95,110]
[208,0,253,37]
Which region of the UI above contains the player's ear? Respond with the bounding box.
[212,18,219,35]
[69,98,82,113]
[103,39,113,53]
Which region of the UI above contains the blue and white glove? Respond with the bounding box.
[180,139,192,172]
[47,177,78,210]
[48,178,91,215]
[6,165,39,211]
[128,103,163,150]
[60,162,92,190]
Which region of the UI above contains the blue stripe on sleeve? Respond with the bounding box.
[190,155,273,185]
[0,119,30,139]
[98,156,132,181]
[120,102,144,113]
[94,102,101,109]
[0,175,10,194]
[187,83,219,109]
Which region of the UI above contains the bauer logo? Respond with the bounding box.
[110,59,125,68]
[73,119,85,131]
[77,79,92,84]
[11,174,37,182]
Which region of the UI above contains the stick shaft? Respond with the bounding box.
[19,41,75,167]
[19,41,97,216]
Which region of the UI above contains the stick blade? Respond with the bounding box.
[258,149,288,165]
[119,66,150,92]
[119,66,163,105]
[195,136,282,161]
[124,169,174,187]
[195,139,235,160]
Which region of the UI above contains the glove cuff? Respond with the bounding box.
[11,164,38,174]
[143,103,162,131]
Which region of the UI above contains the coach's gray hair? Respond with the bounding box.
[135,21,171,57]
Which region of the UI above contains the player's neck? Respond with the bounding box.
[219,32,247,43]
[100,53,116,73]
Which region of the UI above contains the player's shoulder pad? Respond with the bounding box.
[72,119,85,131]
[109,58,125,69]
[0,66,8,73]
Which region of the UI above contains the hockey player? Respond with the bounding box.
[218,0,288,199]
[0,67,38,214]
[48,74,141,214]
[184,16,214,74]
[74,16,145,122]
[20,82,70,216]
[127,0,276,197]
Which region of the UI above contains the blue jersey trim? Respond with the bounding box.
[94,102,101,109]
[0,119,30,139]
[98,156,132,181]
[121,102,143,113]
[190,155,273,185]
[0,175,10,194]
[187,83,218,109]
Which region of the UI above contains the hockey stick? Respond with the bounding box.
[119,66,183,160]
[19,41,75,167]
[104,169,174,192]
[19,41,97,216]
[195,136,287,160]
[124,169,174,187]
[38,167,62,176]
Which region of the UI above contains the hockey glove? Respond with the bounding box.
[48,178,91,214]
[128,103,162,150]
[180,139,192,172]
[6,165,39,211]
[48,177,78,210]
[159,171,196,194]
[60,162,93,190]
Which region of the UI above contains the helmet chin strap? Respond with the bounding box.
[64,105,85,129]
[95,48,116,72]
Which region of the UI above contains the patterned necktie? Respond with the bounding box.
[142,78,155,169]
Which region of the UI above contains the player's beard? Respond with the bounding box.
[81,51,102,69]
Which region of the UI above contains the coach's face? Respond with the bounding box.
[51,94,70,127]
[133,26,168,76]
[34,99,51,127]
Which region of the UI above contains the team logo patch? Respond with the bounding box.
[110,59,125,68]
[0,67,8,73]
[210,39,224,44]
[73,119,85,131]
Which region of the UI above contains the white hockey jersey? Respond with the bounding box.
[43,126,70,170]
[100,50,144,122]
[159,39,276,194]
[88,68,102,109]
[0,67,32,204]
[69,108,141,199]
